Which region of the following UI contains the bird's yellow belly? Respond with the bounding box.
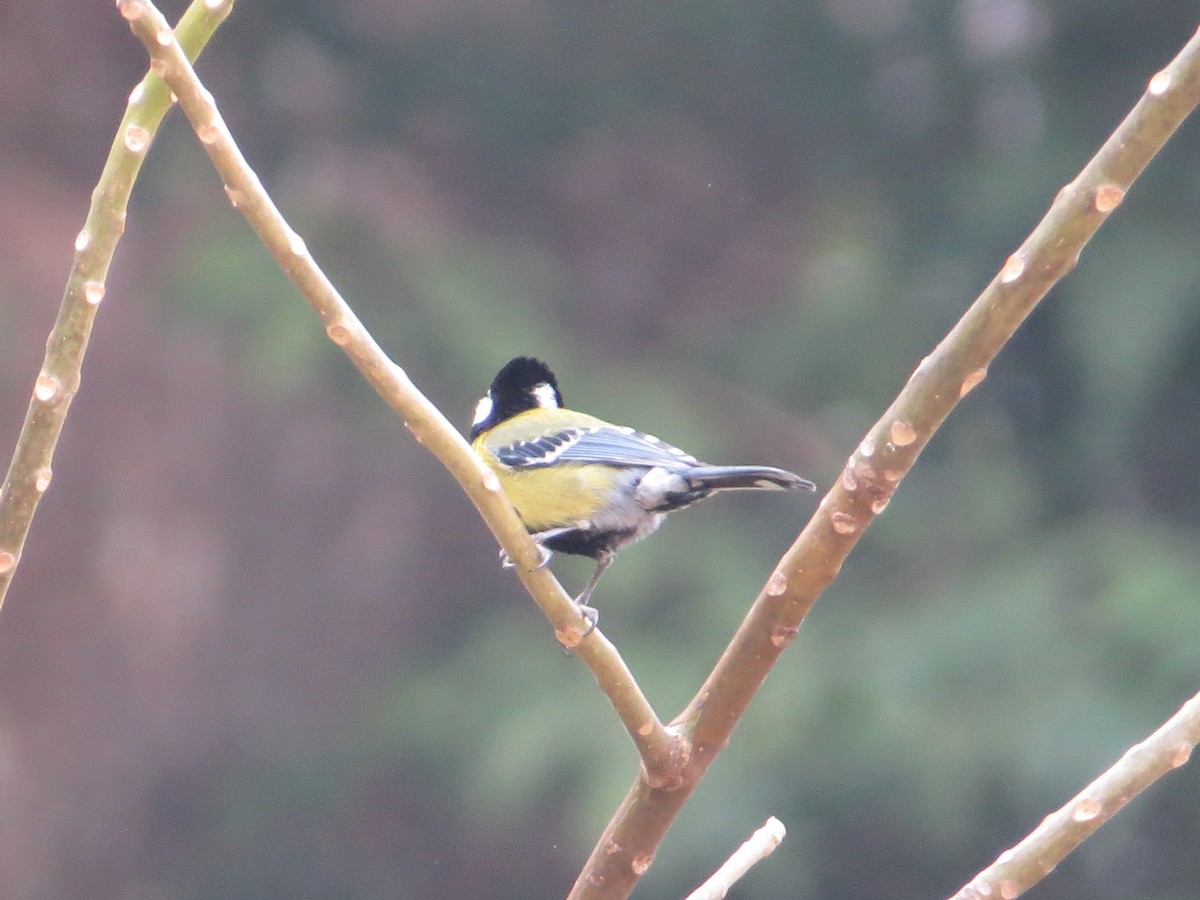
[499,464,610,532]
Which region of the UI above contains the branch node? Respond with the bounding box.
[197,122,220,144]
[325,322,352,347]
[554,623,587,650]
[33,469,53,494]
[888,418,917,447]
[764,570,788,597]
[117,0,145,22]
[33,374,63,404]
[999,252,1026,283]
[769,623,799,649]
[829,510,857,535]
[123,124,151,153]
[83,281,106,305]
[959,366,988,397]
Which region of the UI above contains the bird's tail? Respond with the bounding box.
[685,465,817,494]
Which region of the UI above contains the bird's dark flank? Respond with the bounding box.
[470,357,817,628]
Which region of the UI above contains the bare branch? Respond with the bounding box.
[115,0,684,786]
[686,817,787,900]
[0,0,236,612]
[949,688,1200,900]
[569,23,1200,899]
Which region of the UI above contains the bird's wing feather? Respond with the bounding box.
[491,427,590,467]
[494,425,699,469]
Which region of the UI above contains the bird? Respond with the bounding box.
[469,356,817,629]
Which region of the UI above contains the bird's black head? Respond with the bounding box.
[470,356,564,439]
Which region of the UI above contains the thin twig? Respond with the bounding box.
[569,23,1200,899]
[686,816,787,900]
[0,0,236,612]
[949,688,1200,900]
[116,0,684,786]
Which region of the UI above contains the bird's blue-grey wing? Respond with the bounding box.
[493,425,698,469]
[554,426,699,468]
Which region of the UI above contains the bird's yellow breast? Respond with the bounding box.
[472,408,618,533]
[490,463,615,532]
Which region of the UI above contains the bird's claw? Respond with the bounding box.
[576,601,599,639]
[498,544,553,571]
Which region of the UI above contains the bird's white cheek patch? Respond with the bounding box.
[532,382,560,409]
[472,394,494,426]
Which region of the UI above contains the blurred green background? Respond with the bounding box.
[1,1,1199,898]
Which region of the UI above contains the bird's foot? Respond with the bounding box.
[575,600,599,639]
[499,543,553,571]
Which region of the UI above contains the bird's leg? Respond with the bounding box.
[573,552,613,638]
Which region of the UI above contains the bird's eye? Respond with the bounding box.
[472,393,494,426]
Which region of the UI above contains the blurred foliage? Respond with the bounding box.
[1,1,1200,899]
